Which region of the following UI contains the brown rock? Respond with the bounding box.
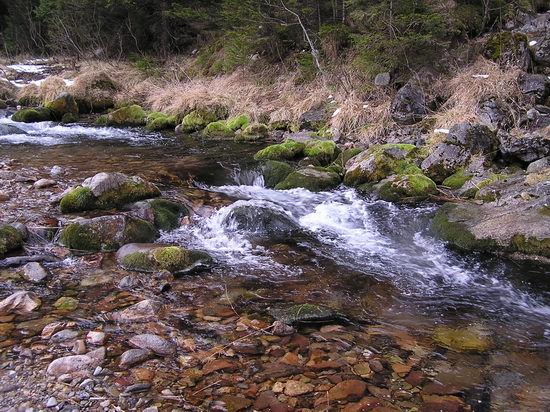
[202,359,238,375]
[281,352,301,366]
[405,370,424,387]
[420,395,466,412]
[221,395,252,412]
[369,359,384,372]
[328,380,367,401]
[253,362,301,383]
[341,397,381,412]
[253,390,277,410]
[391,363,411,375]
[367,385,391,400]
[0,291,41,315]
[128,334,175,356]
[422,382,462,396]
[283,380,314,396]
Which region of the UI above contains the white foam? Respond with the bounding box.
[6,63,48,74]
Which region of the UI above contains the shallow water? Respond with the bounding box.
[1,111,550,409]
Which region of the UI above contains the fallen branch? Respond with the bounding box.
[0,254,60,268]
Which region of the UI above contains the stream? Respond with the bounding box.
[1,63,550,411]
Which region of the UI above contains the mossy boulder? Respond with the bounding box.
[128,198,188,231]
[180,109,218,133]
[432,197,550,258]
[45,92,78,120]
[433,325,492,353]
[116,243,212,274]
[0,225,24,257]
[53,297,79,311]
[97,105,146,127]
[421,123,498,183]
[145,112,177,131]
[11,107,53,123]
[203,120,234,139]
[226,114,250,131]
[275,166,341,192]
[71,71,118,112]
[61,112,79,124]
[376,174,437,203]
[261,161,294,188]
[60,173,160,213]
[299,107,329,131]
[485,31,530,68]
[237,123,269,141]
[59,187,97,214]
[59,215,158,253]
[254,140,306,161]
[270,304,338,325]
[344,144,421,186]
[329,148,363,175]
[303,140,339,166]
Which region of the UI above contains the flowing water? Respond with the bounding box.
[1,101,550,408]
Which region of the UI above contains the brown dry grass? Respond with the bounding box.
[17,76,68,104]
[430,58,522,130]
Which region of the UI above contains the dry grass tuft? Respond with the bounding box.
[17,76,69,104]
[431,58,522,130]
[0,79,16,100]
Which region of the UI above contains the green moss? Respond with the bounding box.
[203,120,234,138]
[344,144,421,186]
[511,234,550,257]
[123,218,158,244]
[254,139,306,161]
[59,223,101,252]
[12,108,53,123]
[275,167,341,192]
[100,104,146,127]
[433,326,492,353]
[45,93,78,119]
[485,31,528,60]
[442,168,472,189]
[149,199,187,230]
[96,180,160,209]
[432,205,496,251]
[310,125,333,139]
[270,303,337,324]
[304,140,339,166]
[181,109,218,132]
[237,123,269,141]
[226,114,250,131]
[262,161,294,187]
[120,251,155,272]
[377,174,437,202]
[152,246,191,272]
[53,296,79,311]
[145,112,177,131]
[330,148,363,175]
[0,225,23,257]
[61,113,79,123]
[59,187,96,213]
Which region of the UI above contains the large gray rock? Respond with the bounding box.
[0,124,26,136]
[390,82,427,125]
[518,74,550,104]
[498,129,550,162]
[299,106,329,131]
[421,123,497,182]
[128,334,176,356]
[520,12,550,67]
[0,291,41,315]
[22,262,49,283]
[527,156,550,173]
[82,172,128,197]
[433,170,550,259]
[477,99,510,130]
[223,203,301,241]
